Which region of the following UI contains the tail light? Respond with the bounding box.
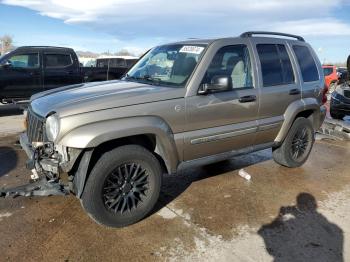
[322,84,328,104]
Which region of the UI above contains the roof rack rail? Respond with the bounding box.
[16,46,72,49]
[240,31,305,42]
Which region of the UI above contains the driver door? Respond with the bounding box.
[184,43,259,160]
[0,52,42,99]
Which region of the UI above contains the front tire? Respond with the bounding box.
[81,145,162,228]
[273,118,315,168]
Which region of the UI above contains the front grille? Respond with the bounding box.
[27,108,44,143]
[344,90,350,99]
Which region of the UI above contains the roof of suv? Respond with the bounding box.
[170,31,306,46]
[14,46,74,52]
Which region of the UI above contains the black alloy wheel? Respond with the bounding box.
[81,145,162,227]
[290,127,310,161]
[103,163,149,214]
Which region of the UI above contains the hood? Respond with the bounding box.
[30,80,184,117]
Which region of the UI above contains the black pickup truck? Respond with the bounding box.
[0,46,138,102]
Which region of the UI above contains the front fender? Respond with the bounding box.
[58,116,179,174]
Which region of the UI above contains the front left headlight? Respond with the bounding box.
[46,114,60,141]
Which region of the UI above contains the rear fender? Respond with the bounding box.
[275,98,321,143]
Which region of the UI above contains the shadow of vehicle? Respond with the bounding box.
[258,193,343,262]
[0,146,18,177]
[152,149,272,214]
[0,103,23,117]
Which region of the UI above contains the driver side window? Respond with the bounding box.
[203,45,253,89]
[8,53,39,69]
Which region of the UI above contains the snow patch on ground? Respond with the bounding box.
[0,212,13,221]
[157,207,177,219]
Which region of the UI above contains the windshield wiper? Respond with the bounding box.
[125,74,162,85]
[142,75,162,85]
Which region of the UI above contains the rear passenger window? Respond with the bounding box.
[257,44,294,86]
[292,45,319,82]
[45,54,72,68]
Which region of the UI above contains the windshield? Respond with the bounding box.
[124,44,206,87]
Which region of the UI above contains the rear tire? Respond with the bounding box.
[273,118,315,168]
[81,145,162,228]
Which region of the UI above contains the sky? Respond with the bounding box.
[0,0,350,62]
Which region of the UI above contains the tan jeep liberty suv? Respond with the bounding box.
[2,32,327,227]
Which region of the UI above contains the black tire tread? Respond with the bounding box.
[273,117,314,168]
[81,145,162,228]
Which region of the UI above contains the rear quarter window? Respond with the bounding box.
[292,45,319,82]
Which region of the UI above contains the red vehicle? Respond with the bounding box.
[322,65,339,92]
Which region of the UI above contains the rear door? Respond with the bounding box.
[252,39,302,145]
[43,51,81,90]
[0,51,42,99]
[184,39,259,160]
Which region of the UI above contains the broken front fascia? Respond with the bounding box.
[0,133,72,197]
[22,134,83,178]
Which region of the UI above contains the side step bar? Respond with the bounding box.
[0,177,69,198]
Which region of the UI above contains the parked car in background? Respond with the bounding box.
[322,65,339,93]
[330,56,350,120]
[0,46,138,103]
[7,32,327,227]
[86,56,139,82]
[79,57,96,67]
[330,85,350,119]
[337,67,348,77]
[96,56,139,69]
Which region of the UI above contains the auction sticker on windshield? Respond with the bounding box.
[179,46,204,54]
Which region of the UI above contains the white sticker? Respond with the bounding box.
[179,46,204,54]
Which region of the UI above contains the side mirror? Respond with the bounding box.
[0,60,12,68]
[198,75,232,95]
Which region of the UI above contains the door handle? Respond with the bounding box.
[29,71,40,76]
[289,88,301,95]
[239,95,257,103]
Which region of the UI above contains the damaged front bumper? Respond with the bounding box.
[0,177,68,198]
[0,133,69,198]
[19,133,60,175]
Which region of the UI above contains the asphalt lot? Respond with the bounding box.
[0,108,350,261]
